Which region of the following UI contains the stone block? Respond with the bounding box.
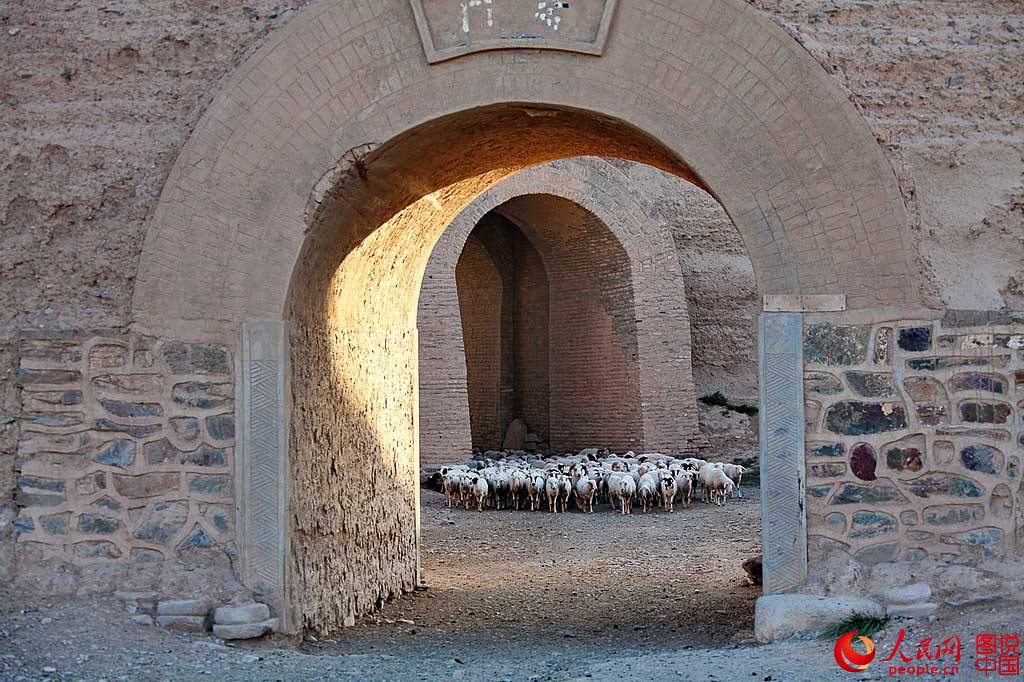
[77,513,121,534]
[212,618,279,640]
[845,371,897,398]
[897,327,932,352]
[178,526,216,550]
[877,582,931,605]
[130,547,165,562]
[89,344,129,369]
[850,443,877,481]
[40,512,70,535]
[112,472,179,498]
[162,341,230,375]
[923,504,985,526]
[882,435,925,473]
[805,371,843,395]
[807,442,844,458]
[16,368,82,386]
[92,373,164,396]
[949,372,1006,394]
[144,438,226,467]
[849,510,896,539]
[187,474,230,495]
[213,602,270,625]
[27,412,84,428]
[133,501,188,544]
[825,401,907,436]
[888,603,938,619]
[16,476,66,508]
[99,399,163,418]
[763,294,846,312]
[94,439,136,468]
[959,401,1012,424]
[73,541,121,559]
[908,356,1006,371]
[205,414,235,441]
[854,542,901,564]
[905,474,983,499]
[156,615,208,632]
[172,382,233,409]
[94,419,162,438]
[170,417,200,443]
[157,599,211,616]
[803,323,870,365]
[958,440,1007,473]
[132,615,154,626]
[754,595,885,643]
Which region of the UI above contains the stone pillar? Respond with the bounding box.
[237,320,289,627]
[759,312,808,594]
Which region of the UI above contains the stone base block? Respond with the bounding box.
[888,603,938,619]
[157,598,211,617]
[754,594,886,643]
[877,582,932,606]
[156,615,208,632]
[212,618,279,640]
[213,602,270,625]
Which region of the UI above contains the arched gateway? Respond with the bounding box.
[132,0,914,633]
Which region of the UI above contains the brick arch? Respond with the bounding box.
[131,0,913,634]
[417,159,701,467]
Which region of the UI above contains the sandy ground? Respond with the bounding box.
[3,486,1023,681]
[329,486,763,653]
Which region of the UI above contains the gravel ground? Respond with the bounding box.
[3,485,1022,681]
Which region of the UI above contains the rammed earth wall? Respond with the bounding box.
[11,330,240,598]
[804,310,1024,587]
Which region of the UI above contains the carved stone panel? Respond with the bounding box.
[759,312,808,594]
[411,0,618,63]
[238,320,288,617]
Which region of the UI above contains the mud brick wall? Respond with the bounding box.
[804,311,1024,579]
[12,330,239,597]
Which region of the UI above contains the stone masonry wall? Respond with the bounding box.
[11,330,239,598]
[804,310,1024,591]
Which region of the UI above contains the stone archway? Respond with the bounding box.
[132,0,913,634]
[417,159,702,466]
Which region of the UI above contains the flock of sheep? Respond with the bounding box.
[436,451,750,514]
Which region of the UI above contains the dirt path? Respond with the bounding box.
[326,487,762,658]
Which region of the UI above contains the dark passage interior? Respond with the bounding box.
[456,211,550,451]
[454,195,643,454]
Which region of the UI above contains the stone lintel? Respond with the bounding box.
[763,294,847,313]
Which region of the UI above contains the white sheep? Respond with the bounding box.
[574,474,597,513]
[674,470,695,508]
[472,474,489,511]
[510,469,528,510]
[722,463,748,498]
[608,472,635,515]
[545,473,563,513]
[703,467,734,506]
[558,475,573,513]
[658,470,677,512]
[638,471,659,513]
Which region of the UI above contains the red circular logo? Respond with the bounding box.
[834,632,876,673]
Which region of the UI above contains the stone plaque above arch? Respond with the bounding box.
[410,0,618,63]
